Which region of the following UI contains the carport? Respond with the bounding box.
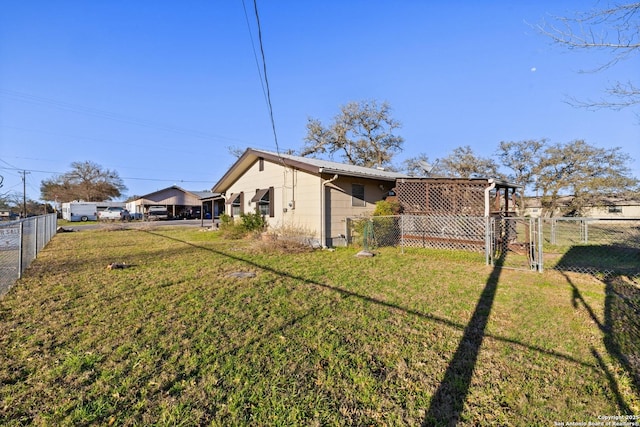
[128,186,216,220]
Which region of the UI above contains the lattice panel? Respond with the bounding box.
[401,215,486,251]
[396,180,487,217]
[347,215,487,252]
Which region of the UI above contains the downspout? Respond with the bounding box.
[484,179,496,266]
[484,178,496,217]
[320,171,339,248]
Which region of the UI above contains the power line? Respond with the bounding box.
[241,0,269,109]
[250,0,283,159]
[0,88,250,145]
[0,165,212,184]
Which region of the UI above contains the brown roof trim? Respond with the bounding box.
[252,150,321,175]
[212,148,405,192]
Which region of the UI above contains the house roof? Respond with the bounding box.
[137,185,215,201]
[191,190,217,199]
[212,148,410,192]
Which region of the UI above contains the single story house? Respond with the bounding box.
[211,148,409,247]
[128,185,218,219]
[523,196,640,218]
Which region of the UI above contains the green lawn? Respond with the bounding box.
[0,226,638,425]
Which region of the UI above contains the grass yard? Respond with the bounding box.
[0,226,638,425]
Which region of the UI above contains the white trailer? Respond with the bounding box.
[61,202,98,222]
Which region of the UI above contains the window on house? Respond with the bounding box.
[226,193,243,217]
[608,206,623,213]
[259,158,264,172]
[251,187,274,217]
[352,184,365,207]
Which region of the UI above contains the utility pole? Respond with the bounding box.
[21,170,30,217]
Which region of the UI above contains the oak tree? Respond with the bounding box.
[301,100,404,168]
[535,140,638,216]
[40,161,127,203]
[497,139,547,207]
[435,146,503,179]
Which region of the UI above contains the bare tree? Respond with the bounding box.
[226,145,246,159]
[301,100,404,168]
[40,161,127,202]
[538,2,640,110]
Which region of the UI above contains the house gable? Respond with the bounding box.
[213,148,407,246]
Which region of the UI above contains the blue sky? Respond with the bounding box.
[1,1,638,202]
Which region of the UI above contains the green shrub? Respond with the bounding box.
[219,214,245,239]
[240,212,266,232]
[220,213,232,226]
[219,212,266,240]
[373,199,401,216]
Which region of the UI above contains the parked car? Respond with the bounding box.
[98,207,130,221]
[177,207,202,219]
[146,206,169,221]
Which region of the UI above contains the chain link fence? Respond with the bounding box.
[543,218,640,279]
[0,214,58,295]
[346,215,489,253]
[346,215,638,278]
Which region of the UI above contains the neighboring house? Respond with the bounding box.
[211,148,408,247]
[523,196,640,218]
[584,198,640,218]
[128,185,218,219]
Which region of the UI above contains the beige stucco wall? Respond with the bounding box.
[224,159,322,237]
[523,202,640,218]
[324,176,389,245]
[223,158,390,246]
[583,204,640,218]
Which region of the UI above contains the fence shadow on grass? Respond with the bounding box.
[140,230,605,420]
[559,248,640,414]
